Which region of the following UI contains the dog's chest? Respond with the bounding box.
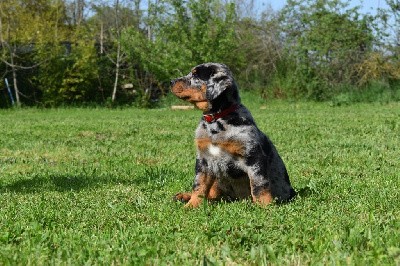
[208,144,222,156]
[195,121,247,177]
[199,143,245,178]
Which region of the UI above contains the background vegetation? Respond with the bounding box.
[0,0,399,107]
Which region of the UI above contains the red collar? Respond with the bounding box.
[203,104,239,123]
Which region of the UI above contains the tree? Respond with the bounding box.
[383,0,400,57]
[0,0,68,106]
[235,6,284,93]
[356,0,400,87]
[0,0,33,106]
[122,0,242,100]
[279,0,375,99]
[90,0,140,103]
[0,0,395,107]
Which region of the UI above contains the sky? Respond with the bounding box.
[255,0,397,42]
[258,0,389,14]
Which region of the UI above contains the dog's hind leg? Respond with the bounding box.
[250,183,274,206]
[248,169,274,206]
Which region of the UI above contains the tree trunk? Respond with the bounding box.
[11,64,21,107]
[111,0,120,102]
[111,43,120,102]
[100,21,104,54]
[9,45,21,107]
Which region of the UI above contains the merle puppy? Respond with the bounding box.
[171,63,296,208]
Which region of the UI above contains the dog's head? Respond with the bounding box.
[171,63,240,111]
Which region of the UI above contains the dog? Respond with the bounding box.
[170,63,296,208]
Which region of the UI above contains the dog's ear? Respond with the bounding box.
[204,66,234,101]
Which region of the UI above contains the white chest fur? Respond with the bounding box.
[208,144,221,156]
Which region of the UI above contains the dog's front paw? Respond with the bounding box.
[173,192,192,203]
[184,196,203,208]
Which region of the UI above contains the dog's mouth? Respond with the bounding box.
[194,101,209,111]
[181,95,191,101]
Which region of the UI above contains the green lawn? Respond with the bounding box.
[0,99,399,265]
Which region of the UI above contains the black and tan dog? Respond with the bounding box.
[171,63,296,208]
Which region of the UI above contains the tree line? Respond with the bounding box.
[0,0,399,107]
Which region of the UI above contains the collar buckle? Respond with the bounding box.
[203,114,215,123]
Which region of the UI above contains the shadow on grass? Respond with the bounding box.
[0,166,178,194]
[0,174,132,194]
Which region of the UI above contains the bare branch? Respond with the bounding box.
[1,57,43,70]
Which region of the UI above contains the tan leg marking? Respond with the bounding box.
[185,174,209,208]
[252,190,273,206]
[174,192,192,203]
[185,174,221,208]
[207,180,221,200]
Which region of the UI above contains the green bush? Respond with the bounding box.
[331,80,400,105]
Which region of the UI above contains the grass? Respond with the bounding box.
[0,97,399,265]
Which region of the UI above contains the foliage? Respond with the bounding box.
[34,28,100,106]
[356,52,400,85]
[278,0,376,100]
[0,0,400,107]
[234,12,283,92]
[0,102,399,263]
[121,0,242,103]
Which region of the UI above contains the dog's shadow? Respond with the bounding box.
[0,174,98,194]
[1,166,175,194]
[0,174,134,194]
